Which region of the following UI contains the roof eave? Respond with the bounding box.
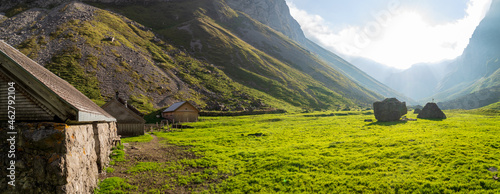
[77,111,116,122]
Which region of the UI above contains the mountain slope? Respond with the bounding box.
[302,40,416,104]
[91,0,384,109]
[225,0,415,104]
[431,0,500,109]
[348,56,402,83]
[0,1,297,112]
[383,61,452,101]
[0,0,385,111]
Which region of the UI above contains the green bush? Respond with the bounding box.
[105,167,115,173]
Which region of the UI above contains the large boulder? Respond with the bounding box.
[417,103,446,119]
[373,98,408,122]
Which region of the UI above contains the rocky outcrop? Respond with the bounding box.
[417,103,446,119]
[373,98,407,122]
[225,0,307,45]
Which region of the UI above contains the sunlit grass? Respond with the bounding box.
[95,177,138,193]
[155,110,500,193]
[121,133,154,143]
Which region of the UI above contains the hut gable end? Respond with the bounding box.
[0,73,55,121]
[162,101,199,123]
[176,103,198,112]
[101,99,145,124]
[101,98,145,137]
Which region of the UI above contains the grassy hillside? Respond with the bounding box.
[437,86,500,110]
[99,111,500,193]
[483,101,500,110]
[91,0,383,110]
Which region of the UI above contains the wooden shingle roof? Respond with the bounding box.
[0,40,115,122]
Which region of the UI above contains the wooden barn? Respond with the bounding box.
[162,101,199,123]
[101,95,145,137]
[0,40,117,193]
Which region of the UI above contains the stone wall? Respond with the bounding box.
[0,122,117,193]
[63,124,99,193]
[93,122,117,172]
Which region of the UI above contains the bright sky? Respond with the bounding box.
[286,0,492,69]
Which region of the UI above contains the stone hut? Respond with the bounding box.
[417,103,447,119]
[162,101,199,123]
[102,94,145,137]
[0,40,117,193]
[373,98,407,122]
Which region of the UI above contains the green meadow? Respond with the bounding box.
[100,110,500,193]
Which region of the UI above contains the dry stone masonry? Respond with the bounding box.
[0,122,117,193]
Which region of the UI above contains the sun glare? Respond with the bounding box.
[362,11,470,69]
[288,0,492,69]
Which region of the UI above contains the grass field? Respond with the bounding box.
[98,110,500,193]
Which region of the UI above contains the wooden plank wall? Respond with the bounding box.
[0,75,55,121]
[117,123,144,137]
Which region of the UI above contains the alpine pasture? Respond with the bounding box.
[99,110,500,193]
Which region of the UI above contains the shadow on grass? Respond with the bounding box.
[418,118,446,121]
[303,113,362,117]
[366,121,408,126]
[262,118,283,122]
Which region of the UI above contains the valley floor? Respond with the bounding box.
[97,110,500,193]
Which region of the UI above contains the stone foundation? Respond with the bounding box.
[0,122,117,193]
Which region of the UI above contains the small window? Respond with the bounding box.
[185,108,188,110]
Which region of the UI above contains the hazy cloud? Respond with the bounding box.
[288,0,492,69]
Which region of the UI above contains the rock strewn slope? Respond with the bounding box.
[0,2,274,112]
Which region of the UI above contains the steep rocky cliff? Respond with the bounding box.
[225,0,307,45]
[431,0,500,109]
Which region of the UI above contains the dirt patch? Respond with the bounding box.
[99,134,224,193]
